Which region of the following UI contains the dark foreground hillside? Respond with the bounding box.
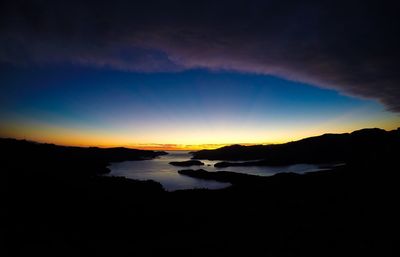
[2,133,398,257]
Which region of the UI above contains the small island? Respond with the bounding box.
[178,169,264,184]
[169,160,205,167]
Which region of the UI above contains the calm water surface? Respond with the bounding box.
[108,151,331,191]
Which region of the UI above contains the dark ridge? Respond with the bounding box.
[169,160,204,167]
[0,138,167,176]
[192,128,400,167]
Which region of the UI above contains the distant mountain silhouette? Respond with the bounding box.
[192,128,400,167]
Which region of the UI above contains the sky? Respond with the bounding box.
[1,0,399,150]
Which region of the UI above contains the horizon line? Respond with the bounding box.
[0,137,274,151]
[2,127,396,151]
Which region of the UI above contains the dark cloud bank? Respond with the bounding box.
[1,0,399,111]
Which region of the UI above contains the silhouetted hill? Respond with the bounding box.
[192,128,400,167]
[0,138,167,176]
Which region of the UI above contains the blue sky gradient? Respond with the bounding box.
[1,65,398,148]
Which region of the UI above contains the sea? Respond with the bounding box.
[107,151,335,191]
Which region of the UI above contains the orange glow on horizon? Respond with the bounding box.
[122,143,264,151]
[1,115,399,151]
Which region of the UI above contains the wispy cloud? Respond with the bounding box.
[1,0,399,111]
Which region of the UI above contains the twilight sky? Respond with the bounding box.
[0,0,399,149]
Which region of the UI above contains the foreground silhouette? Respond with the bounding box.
[3,128,398,256]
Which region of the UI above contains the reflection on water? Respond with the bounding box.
[108,151,230,191]
[107,151,329,191]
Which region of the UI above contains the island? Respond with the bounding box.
[169,160,205,167]
[178,168,265,184]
